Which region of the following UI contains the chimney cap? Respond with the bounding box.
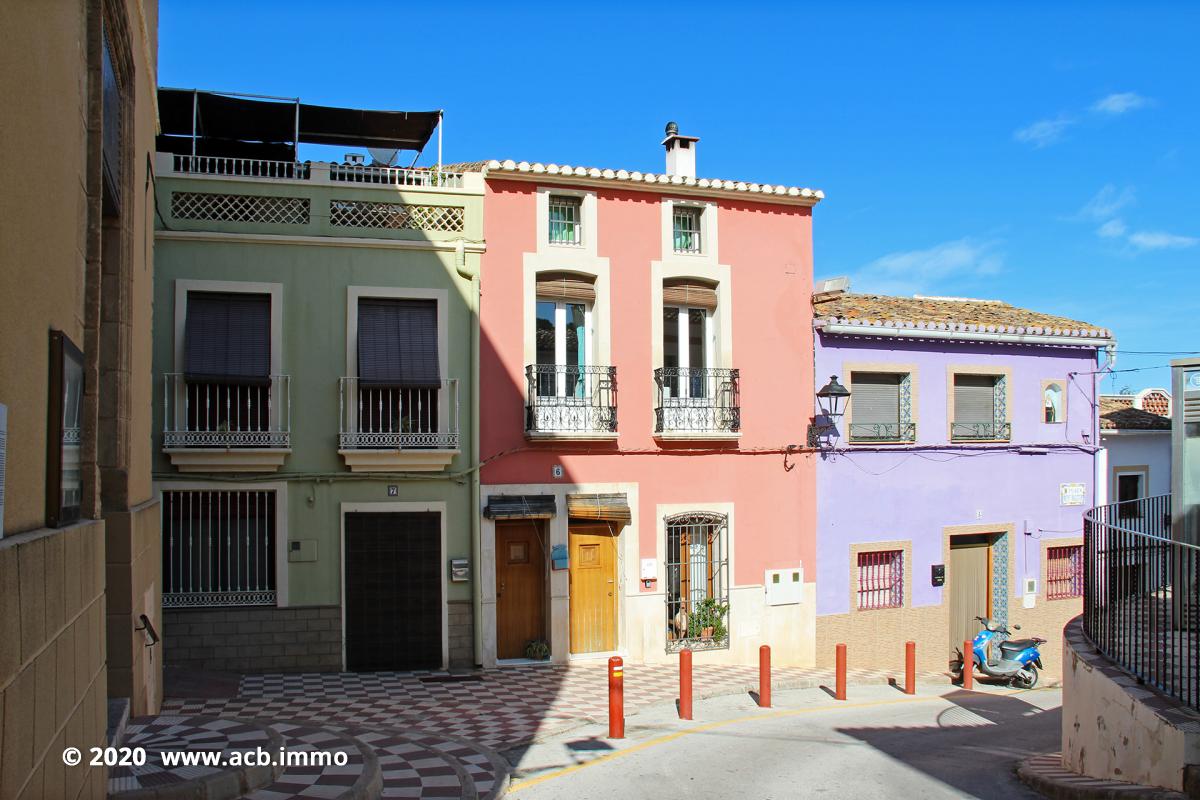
[665,121,679,136]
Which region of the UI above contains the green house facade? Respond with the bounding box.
[151,97,483,671]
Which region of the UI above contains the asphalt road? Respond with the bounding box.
[505,682,1061,800]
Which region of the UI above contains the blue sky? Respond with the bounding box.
[159,1,1198,393]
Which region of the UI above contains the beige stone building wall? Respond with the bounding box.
[817,530,1083,683]
[0,0,160,797]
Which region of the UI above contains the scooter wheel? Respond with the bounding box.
[1011,665,1039,689]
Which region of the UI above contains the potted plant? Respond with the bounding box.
[687,598,729,641]
[524,639,550,661]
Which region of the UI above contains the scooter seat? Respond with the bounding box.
[999,638,1038,652]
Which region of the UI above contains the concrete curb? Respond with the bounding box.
[1017,752,1190,799]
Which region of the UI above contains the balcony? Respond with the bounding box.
[338,378,460,472]
[161,373,291,472]
[951,421,1011,441]
[167,153,466,189]
[653,368,740,439]
[525,365,618,440]
[848,422,916,443]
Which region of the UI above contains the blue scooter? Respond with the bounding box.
[955,616,1045,689]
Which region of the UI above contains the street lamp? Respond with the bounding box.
[808,375,850,447]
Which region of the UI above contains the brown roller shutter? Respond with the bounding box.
[663,278,718,310]
[566,493,632,525]
[536,272,596,303]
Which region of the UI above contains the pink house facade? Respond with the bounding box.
[471,130,822,667]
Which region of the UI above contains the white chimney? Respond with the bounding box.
[662,121,699,178]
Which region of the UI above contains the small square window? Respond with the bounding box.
[1046,545,1083,599]
[548,195,582,245]
[672,206,703,254]
[857,550,903,610]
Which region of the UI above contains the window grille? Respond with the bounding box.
[548,195,582,245]
[665,512,729,652]
[170,192,309,225]
[672,206,703,253]
[162,489,277,607]
[857,549,903,610]
[1046,545,1083,599]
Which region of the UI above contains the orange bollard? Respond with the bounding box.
[608,656,624,738]
[679,648,693,720]
[905,641,916,695]
[961,641,973,690]
[835,643,847,700]
[759,645,772,708]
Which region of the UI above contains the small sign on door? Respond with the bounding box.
[1059,483,1086,506]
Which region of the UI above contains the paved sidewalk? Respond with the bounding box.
[111,662,954,800]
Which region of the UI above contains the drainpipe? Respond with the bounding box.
[1095,343,1117,506]
[454,239,484,667]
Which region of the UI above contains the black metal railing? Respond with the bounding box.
[1083,494,1200,711]
[525,365,617,434]
[951,421,1011,441]
[849,422,916,443]
[653,367,740,434]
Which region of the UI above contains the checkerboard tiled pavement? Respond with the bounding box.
[121,661,945,799]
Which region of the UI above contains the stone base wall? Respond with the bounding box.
[0,521,109,800]
[164,606,342,673]
[1061,616,1200,792]
[105,499,162,716]
[447,600,475,668]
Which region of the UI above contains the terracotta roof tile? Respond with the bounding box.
[814,293,1109,336]
[1100,396,1170,430]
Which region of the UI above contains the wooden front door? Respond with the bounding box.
[949,536,992,662]
[495,521,546,660]
[569,523,619,654]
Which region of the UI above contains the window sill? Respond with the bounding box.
[164,448,291,473]
[525,430,619,442]
[338,449,459,473]
[848,439,915,446]
[654,430,741,442]
[949,438,1013,444]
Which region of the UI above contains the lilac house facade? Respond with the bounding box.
[811,289,1113,680]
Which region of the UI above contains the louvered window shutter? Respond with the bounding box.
[184,292,271,385]
[535,272,596,304]
[662,279,718,311]
[357,299,440,387]
[954,375,996,423]
[851,373,901,425]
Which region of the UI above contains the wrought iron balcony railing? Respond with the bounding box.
[339,378,460,450]
[162,373,291,449]
[951,421,1011,441]
[653,367,740,434]
[1083,494,1200,711]
[168,153,465,189]
[848,422,916,443]
[525,365,617,435]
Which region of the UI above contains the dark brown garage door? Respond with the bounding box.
[344,511,442,671]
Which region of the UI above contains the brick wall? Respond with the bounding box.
[164,606,342,673]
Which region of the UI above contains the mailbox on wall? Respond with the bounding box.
[931,564,946,587]
[551,544,569,570]
[449,558,469,582]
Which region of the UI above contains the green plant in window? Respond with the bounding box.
[687,597,729,641]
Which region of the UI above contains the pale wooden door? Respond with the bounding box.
[495,521,546,660]
[569,524,618,654]
[949,538,991,662]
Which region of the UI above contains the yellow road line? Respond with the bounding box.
[507,688,1040,794]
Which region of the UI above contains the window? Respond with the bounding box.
[952,374,1008,440]
[1116,472,1145,519]
[1047,545,1083,599]
[534,273,594,398]
[850,372,913,442]
[46,331,84,528]
[183,292,272,439]
[161,489,277,607]
[672,206,703,254]
[1044,382,1064,423]
[857,550,903,610]
[352,298,441,446]
[663,302,711,399]
[665,512,729,652]
[548,195,582,246]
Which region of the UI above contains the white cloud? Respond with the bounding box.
[850,238,1004,295]
[1076,184,1136,221]
[1097,218,1127,238]
[1093,92,1151,115]
[1127,230,1198,250]
[1013,116,1073,148]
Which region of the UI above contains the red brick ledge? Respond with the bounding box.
[1017,753,1192,800]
